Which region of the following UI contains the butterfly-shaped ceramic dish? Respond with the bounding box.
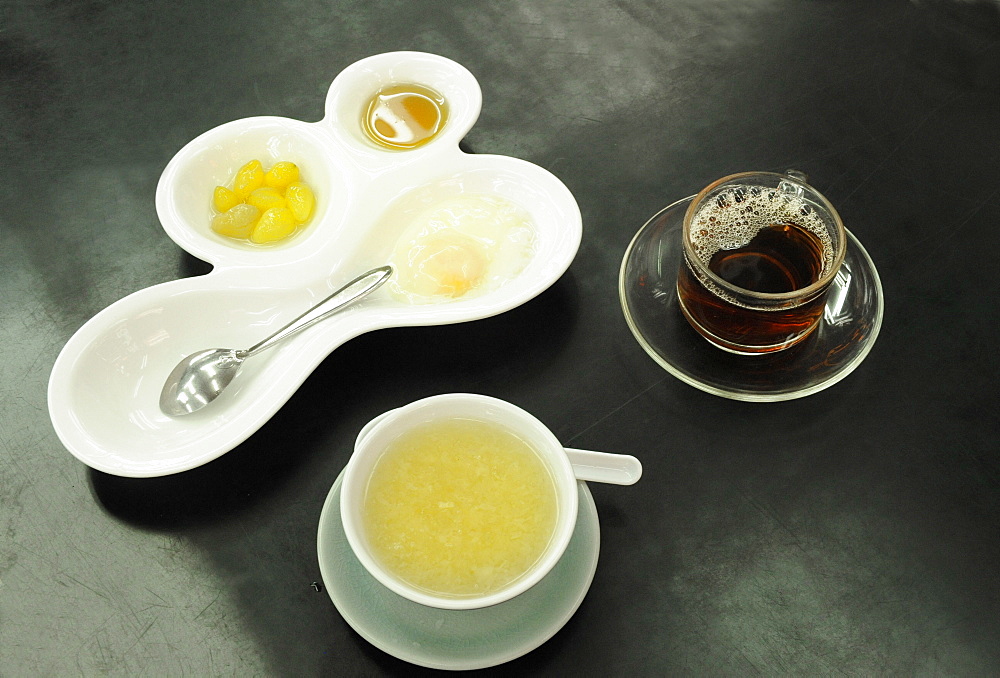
[48,52,582,478]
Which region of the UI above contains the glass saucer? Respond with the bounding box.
[316,471,600,671]
[619,197,884,401]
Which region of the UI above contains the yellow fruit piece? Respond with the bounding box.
[264,161,300,189]
[251,207,297,243]
[211,203,261,239]
[285,182,315,223]
[233,159,264,200]
[213,185,240,213]
[246,187,286,212]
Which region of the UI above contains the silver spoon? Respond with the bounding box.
[160,265,392,417]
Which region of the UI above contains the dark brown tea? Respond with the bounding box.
[677,185,837,354]
[708,221,825,294]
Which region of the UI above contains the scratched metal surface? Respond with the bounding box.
[2,1,999,675]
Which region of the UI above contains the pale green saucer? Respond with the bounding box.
[317,472,600,670]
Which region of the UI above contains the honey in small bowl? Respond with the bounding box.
[362,83,448,150]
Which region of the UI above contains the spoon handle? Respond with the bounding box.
[564,448,643,485]
[242,265,393,359]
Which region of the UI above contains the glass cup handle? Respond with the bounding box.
[780,169,810,196]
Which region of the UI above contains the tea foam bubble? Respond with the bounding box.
[689,185,835,275]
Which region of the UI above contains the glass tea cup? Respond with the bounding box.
[339,393,639,610]
[676,171,847,354]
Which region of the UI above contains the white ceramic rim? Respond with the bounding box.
[340,393,579,610]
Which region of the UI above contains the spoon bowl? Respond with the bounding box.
[160,348,243,416]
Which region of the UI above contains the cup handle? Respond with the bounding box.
[564,448,642,486]
[780,169,809,196]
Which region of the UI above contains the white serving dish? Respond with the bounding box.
[47,52,582,477]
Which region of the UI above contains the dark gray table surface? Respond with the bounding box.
[3,1,999,675]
